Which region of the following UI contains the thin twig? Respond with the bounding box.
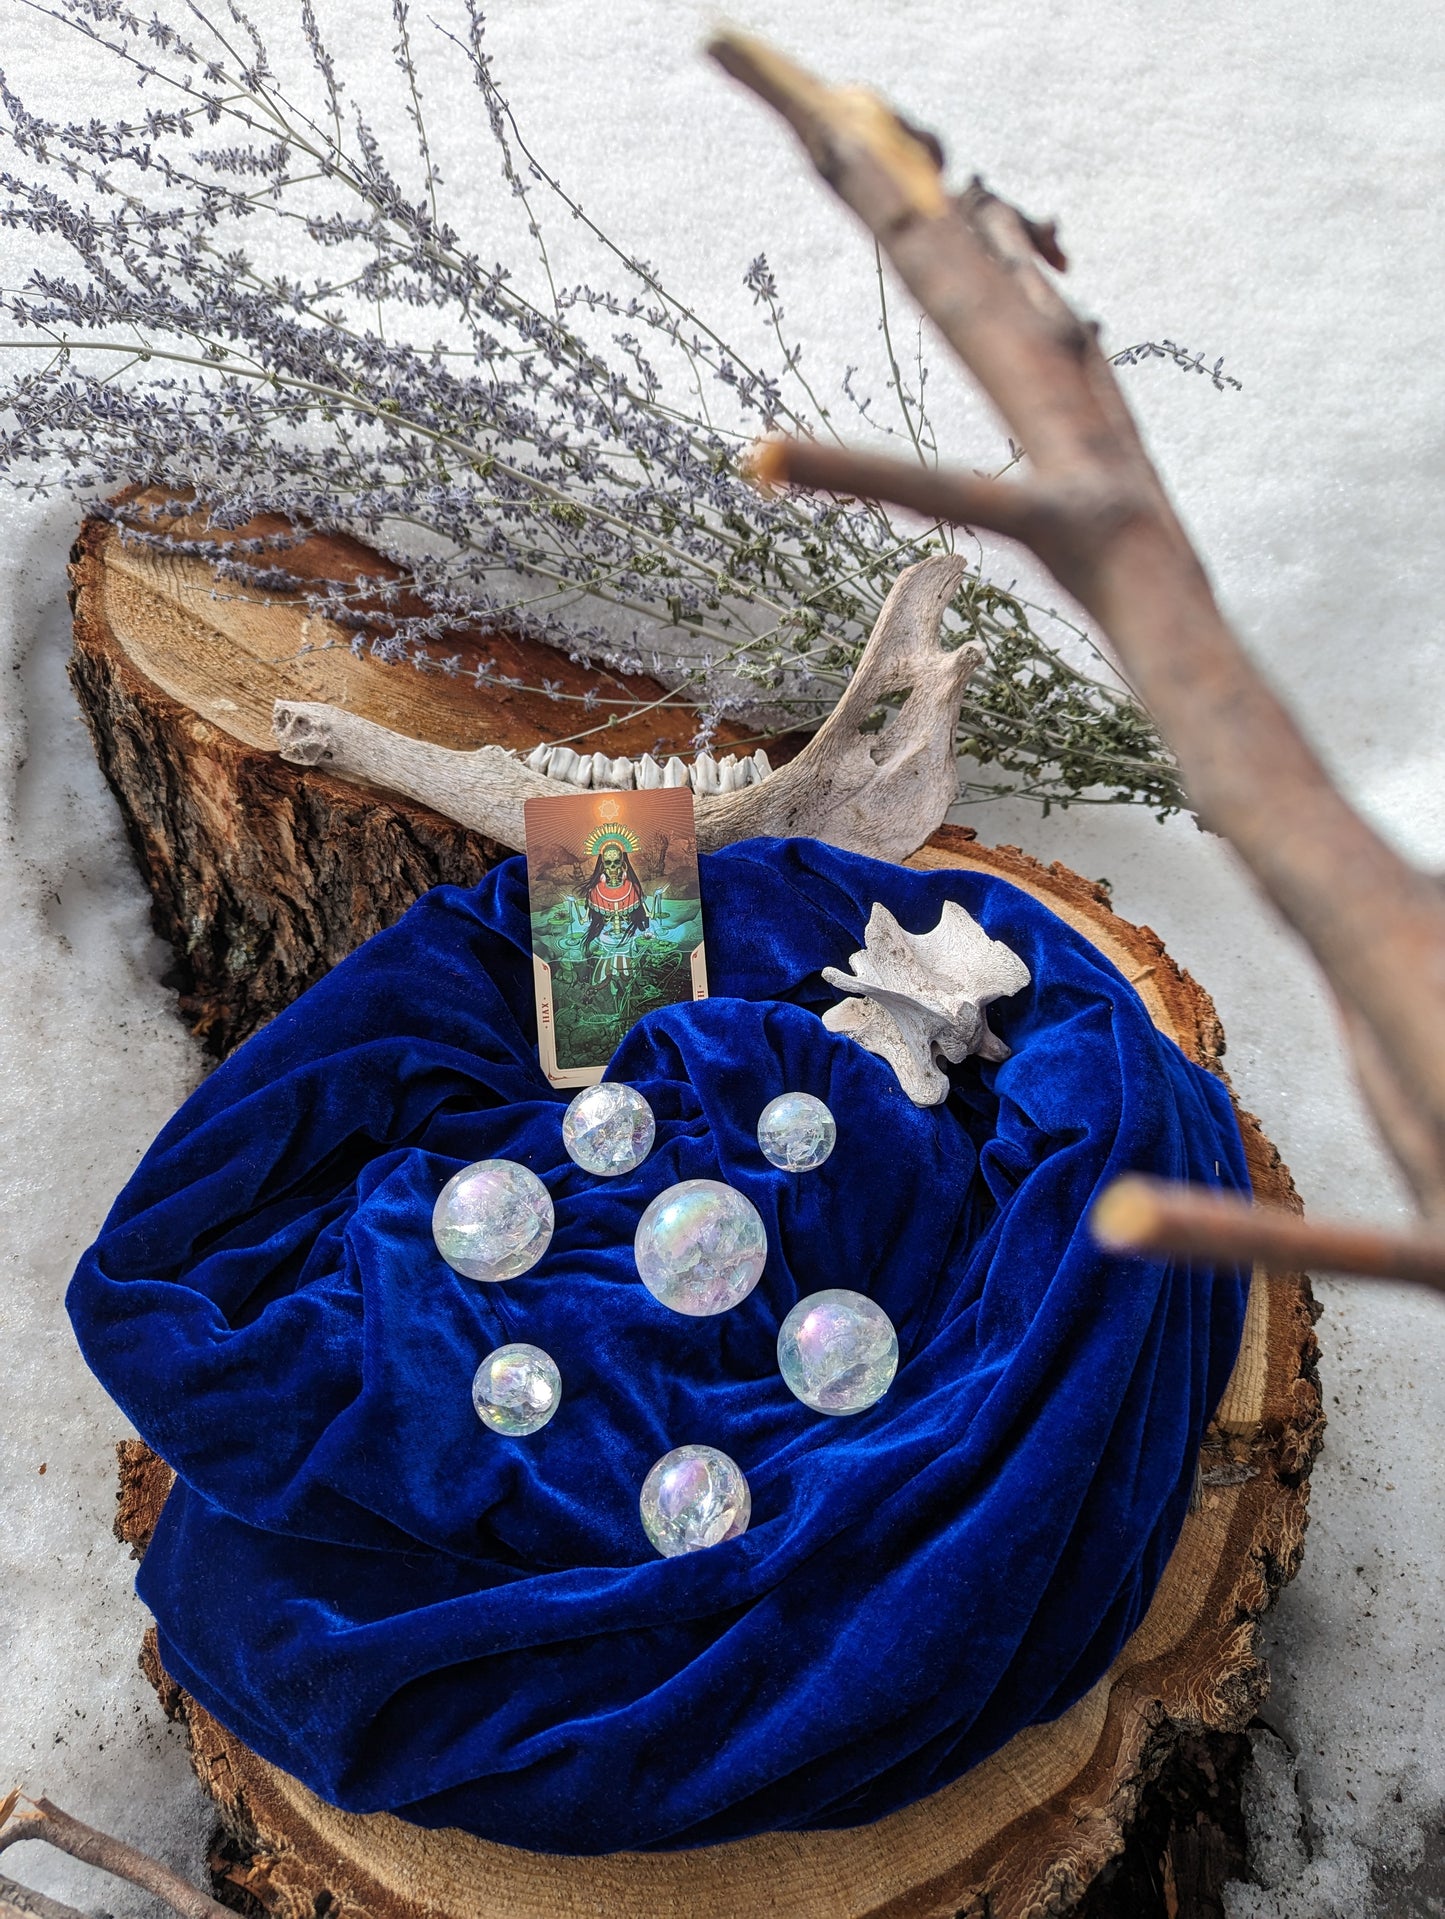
[749,438,1113,549]
[1092,1176,1445,1295]
[0,1800,232,1919]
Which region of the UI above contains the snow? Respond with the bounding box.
[1,1,1442,1913]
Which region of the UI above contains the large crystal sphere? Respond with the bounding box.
[777,1288,898,1415]
[634,1178,767,1316]
[640,1444,751,1557]
[562,1081,656,1177]
[472,1342,562,1436]
[757,1091,836,1172]
[432,1159,554,1282]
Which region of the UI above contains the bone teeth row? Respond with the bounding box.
[523,744,773,794]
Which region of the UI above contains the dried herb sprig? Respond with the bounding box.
[0,0,1233,811]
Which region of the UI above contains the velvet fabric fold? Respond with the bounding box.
[68,839,1249,1853]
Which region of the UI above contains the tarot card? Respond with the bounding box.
[523,785,708,1087]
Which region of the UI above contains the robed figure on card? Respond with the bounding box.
[580,833,649,950]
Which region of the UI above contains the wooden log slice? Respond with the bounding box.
[76,509,1322,1919]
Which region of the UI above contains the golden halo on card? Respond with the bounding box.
[583,819,639,855]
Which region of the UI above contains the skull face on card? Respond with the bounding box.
[523,787,708,1086]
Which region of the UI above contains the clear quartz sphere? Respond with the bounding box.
[634,1178,767,1316]
[562,1081,656,1177]
[472,1342,562,1436]
[640,1444,751,1557]
[757,1092,837,1172]
[777,1288,899,1415]
[432,1159,554,1282]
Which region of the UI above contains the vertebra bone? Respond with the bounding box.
[822,900,1031,1104]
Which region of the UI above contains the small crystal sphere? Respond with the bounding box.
[472,1342,562,1436]
[777,1288,899,1415]
[562,1081,656,1177]
[432,1159,554,1282]
[757,1092,837,1172]
[634,1178,767,1316]
[640,1444,751,1557]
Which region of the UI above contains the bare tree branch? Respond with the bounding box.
[0,1873,91,1919]
[747,439,1131,560]
[712,30,1445,1221]
[1092,1177,1445,1296]
[0,1801,231,1919]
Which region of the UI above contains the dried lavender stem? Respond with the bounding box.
[0,0,1189,806]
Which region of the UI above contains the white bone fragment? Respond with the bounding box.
[273,555,977,862]
[636,754,663,789]
[602,755,635,790]
[716,753,741,793]
[750,750,772,784]
[527,743,553,774]
[821,900,1031,1105]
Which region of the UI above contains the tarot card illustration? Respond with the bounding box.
[524,786,708,1086]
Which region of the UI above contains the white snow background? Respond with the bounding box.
[1,2,1443,1914]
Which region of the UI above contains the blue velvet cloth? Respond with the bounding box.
[67,839,1249,1854]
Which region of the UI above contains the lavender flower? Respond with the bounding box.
[0,0,1216,814]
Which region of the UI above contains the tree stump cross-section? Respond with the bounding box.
[75,509,1322,1918]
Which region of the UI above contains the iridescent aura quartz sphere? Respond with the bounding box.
[432,1159,554,1282]
[562,1081,656,1177]
[634,1178,768,1316]
[640,1444,751,1557]
[757,1092,837,1172]
[777,1288,899,1415]
[472,1342,562,1436]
